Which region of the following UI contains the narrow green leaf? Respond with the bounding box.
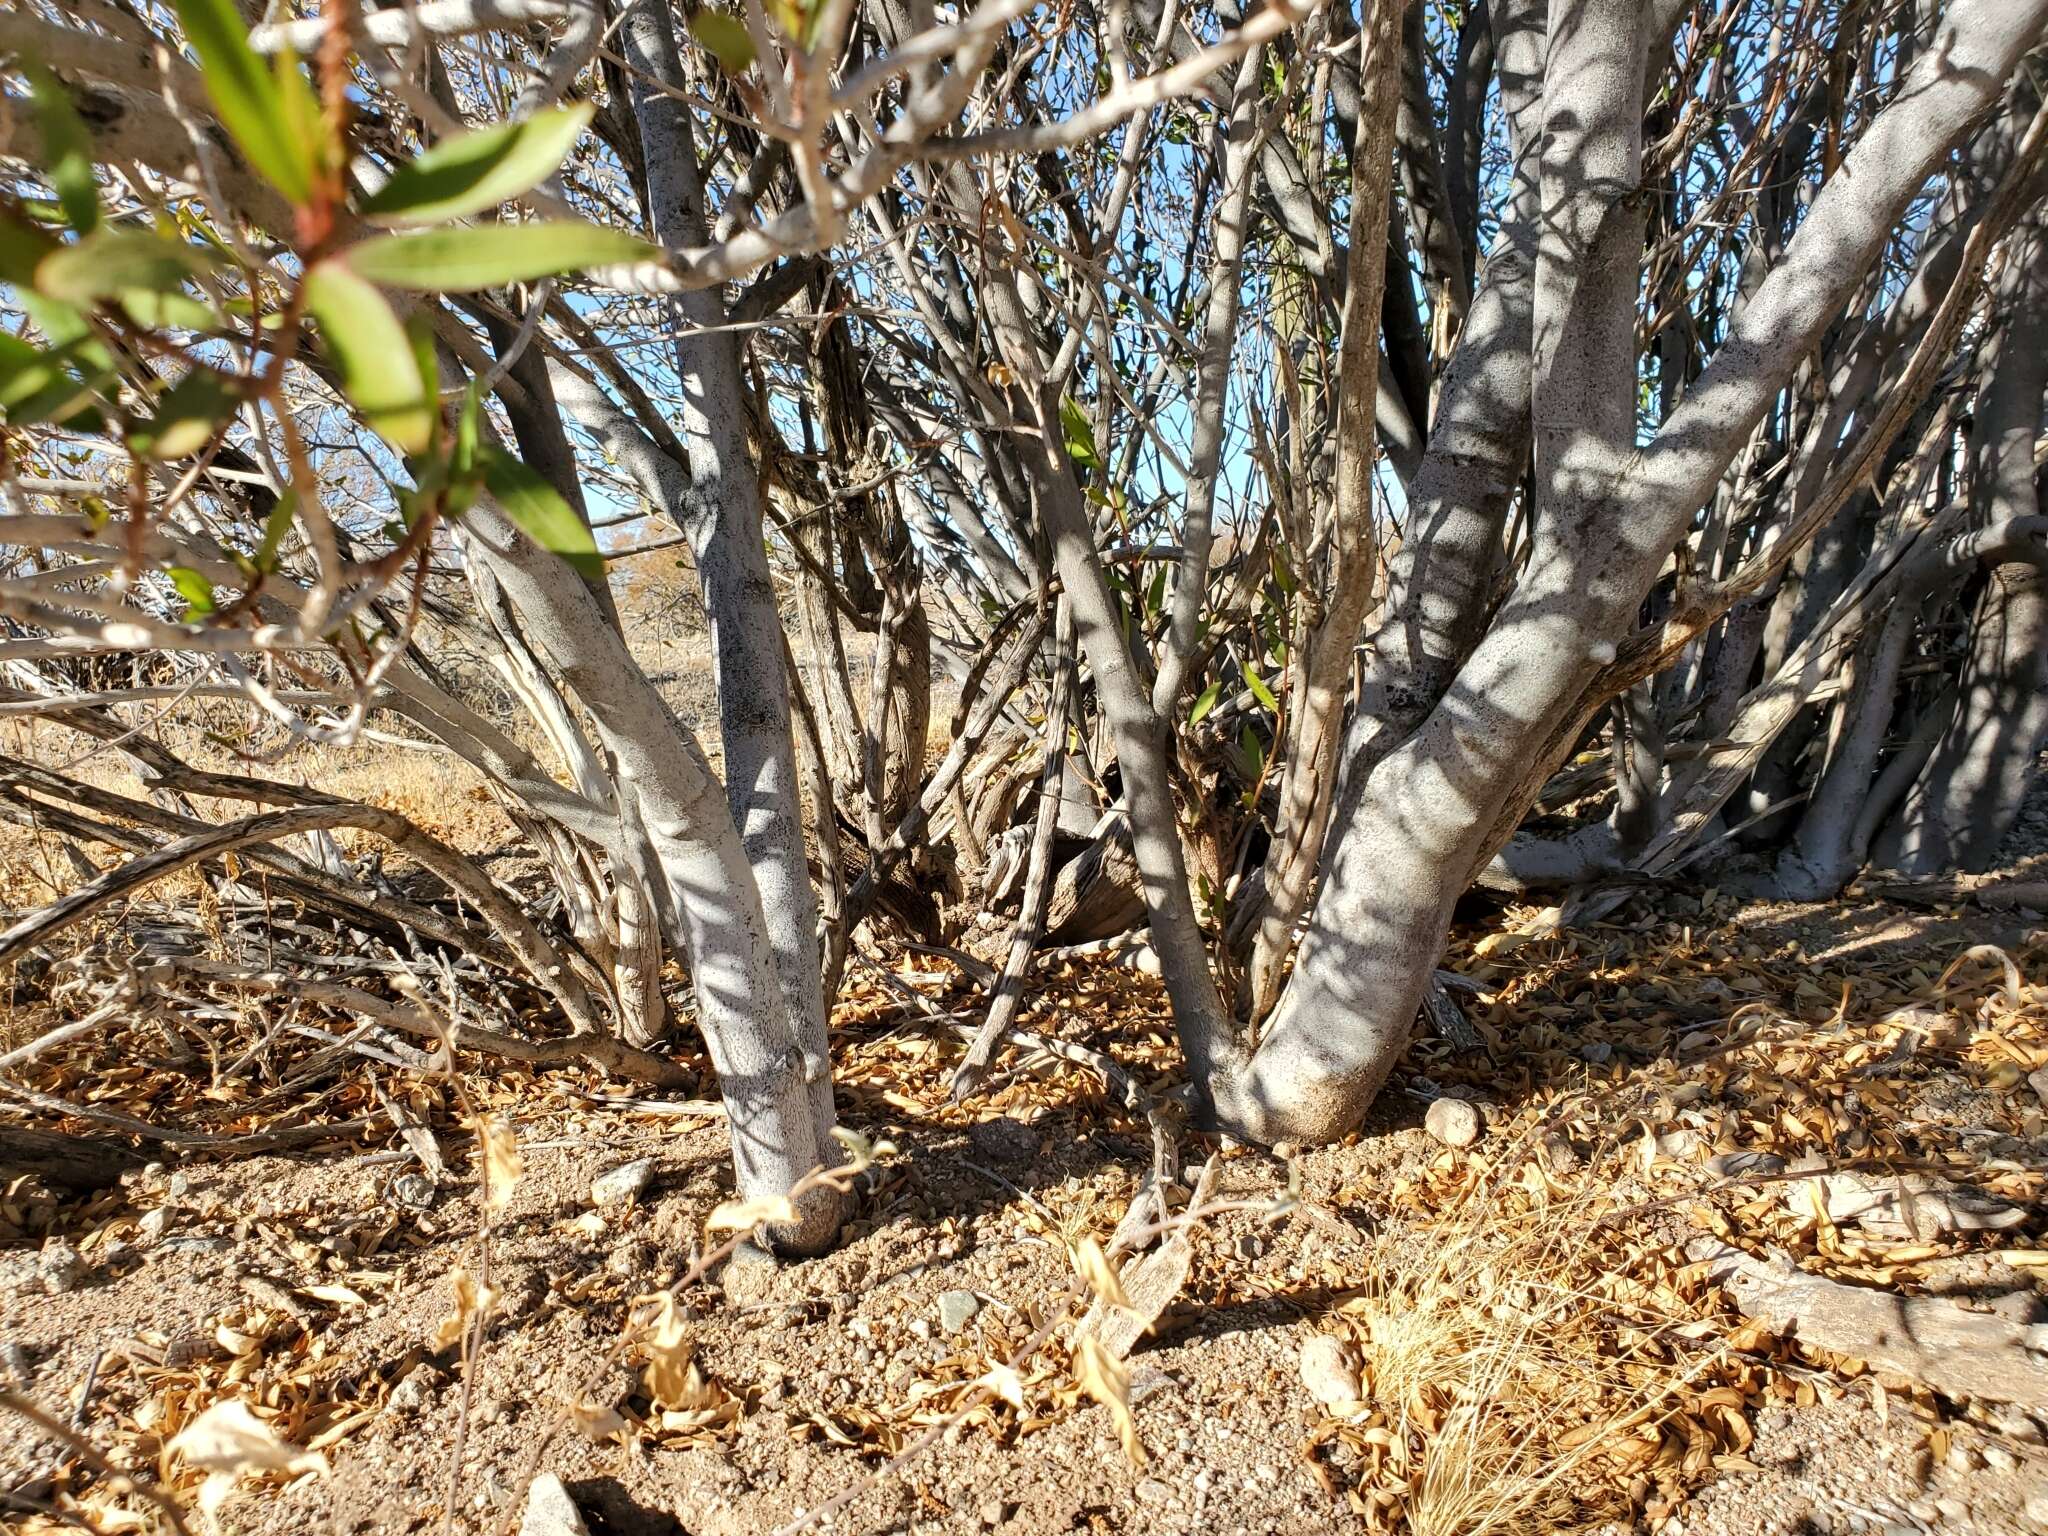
[166,565,217,617]
[132,366,238,460]
[1188,680,1222,727]
[1059,395,1101,471]
[481,447,602,578]
[1246,669,1279,713]
[342,222,658,291]
[301,259,433,451]
[690,11,758,73]
[25,66,99,235]
[361,105,594,227]
[256,490,298,572]
[172,0,316,205]
[36,227,222,304]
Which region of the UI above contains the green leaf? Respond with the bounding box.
[25,66,99,235]
[0,202,58,285]
[117,287,220,331]
[481,447,602,578]
[1059,395,1101,471]
[173,0,317,205]
[166,565,217,617]
[341,222,658,291]
[690,11,758,73]
[0,331,109,428]
[36,227,222,304]
[361,105,594,227]
[1188,680,1222,727]
[1238,724,1264,779]
[131,366,238,460]
[256,490,297,572]
[301,259,434,451]
[1246,669,1279,713]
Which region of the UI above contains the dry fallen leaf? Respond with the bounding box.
[976,1363,1028,1410]
[430,1265,498,1353]
[1071,1237,1131,1310]
[706,1194,797,1232]
[471,1114,522,1216]
[168,1399,325,1516]
[639,1293,697,1409]
[1073,1335,1144,1466]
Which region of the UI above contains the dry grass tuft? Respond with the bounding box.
[1313,1152,1730,1536]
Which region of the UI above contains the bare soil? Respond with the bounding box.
[3,780,2047,1536]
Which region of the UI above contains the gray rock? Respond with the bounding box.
[388,1173,436,1211]
[388,1362,440,1414]
[38,1241,85,1294]
[519,1474,590,1536]
[2,1340,31,1387]
[2030,1066,2048,1108]
[937,1289,982,1334]
[590,1158,657,1207]
[136,1207,171,1245]
[1424,1098,1483,1149]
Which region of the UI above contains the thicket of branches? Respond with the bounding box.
[2,0,2047,1253]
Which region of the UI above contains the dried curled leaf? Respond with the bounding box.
[1071,1237,1131,1310]
[168,1398,325,1515]
[429,1265,498,1353]
[1073,1335,1144,1466]
[638,1293,698,1410]
[471,1113,522,1216]
[567,1399,626,1443]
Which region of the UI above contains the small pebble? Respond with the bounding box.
[136,1208,171,1244]
[937,1290,981,1334]
[1425,1098,1483,1149]
[590,1158,657,1207]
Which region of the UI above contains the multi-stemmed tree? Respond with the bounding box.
[4,0,2048,1250]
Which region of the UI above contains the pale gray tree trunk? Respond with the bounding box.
[619,0,834,1147]
[1222,0,2048,1144]
[456,485,841,1250]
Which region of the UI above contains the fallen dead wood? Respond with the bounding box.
[1691,1239,2048,1409]
[0,1122,141,1190]
[0,793,603,1037]
[1858,874,2048,913]
[170,962,696,1090]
